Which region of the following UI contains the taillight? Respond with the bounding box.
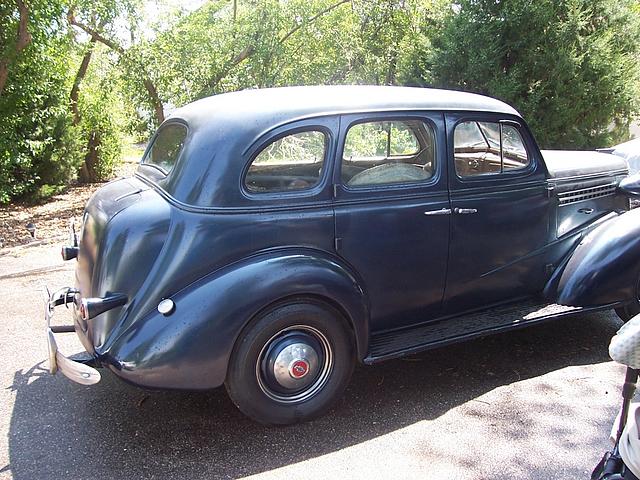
[77,294,127,321]
[79,299,89,321]
[61,246,79,261]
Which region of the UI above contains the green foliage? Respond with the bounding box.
[76,48,125,181]
[0,0,82,204]
[427,0,640,149]
[139,0,446,110]
[2,0,639,203]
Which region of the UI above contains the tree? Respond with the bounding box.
[0,0,31,96]
[67,0,165,126]
[140,0,445,108]
[0,0,81,203]
[427,0,640,148]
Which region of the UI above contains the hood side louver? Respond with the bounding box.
[557,183,618,206]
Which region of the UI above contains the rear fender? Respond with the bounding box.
[99,248,369,390]
[548,208,640,307]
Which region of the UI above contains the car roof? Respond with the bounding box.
[155,86,522,209]
[171,85,520,128]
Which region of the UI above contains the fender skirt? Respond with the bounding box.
[546,208,640,307]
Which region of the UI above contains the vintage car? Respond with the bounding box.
[46,85,640,424]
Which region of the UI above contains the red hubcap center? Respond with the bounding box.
[290,360,309,379]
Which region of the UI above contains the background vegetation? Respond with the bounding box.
[1,0,639,204]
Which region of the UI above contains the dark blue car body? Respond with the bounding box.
[47,86,640,423]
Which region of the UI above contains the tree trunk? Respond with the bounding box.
[70,37,97,125]
[144,77,165,124]
[78,132,100,183]
[0,0,32,97]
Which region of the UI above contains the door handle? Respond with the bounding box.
[424,208,452,216]
[578,207,594,214]
[454,207,478,214]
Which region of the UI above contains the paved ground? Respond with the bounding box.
[0,243,630,479]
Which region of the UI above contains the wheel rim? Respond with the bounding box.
[256,325,333,404]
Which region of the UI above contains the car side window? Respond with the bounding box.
[245,130,327,193]
[142,123,187,174]
[454,121,529,177]
[341,119,435,188]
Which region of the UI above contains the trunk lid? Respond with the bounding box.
[75,176,171,351]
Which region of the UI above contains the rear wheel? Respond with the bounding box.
[225,301,354,425]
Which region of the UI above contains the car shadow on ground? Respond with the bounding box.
[5,312,621,479]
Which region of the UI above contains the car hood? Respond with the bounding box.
[542,150,628,180]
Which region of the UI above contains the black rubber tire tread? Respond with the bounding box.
[225,300,354,425]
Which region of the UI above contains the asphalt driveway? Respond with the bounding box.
[0,243,628,479]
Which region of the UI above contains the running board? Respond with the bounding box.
[365,300,610,364]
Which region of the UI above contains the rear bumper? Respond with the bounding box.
[44,287,101,385]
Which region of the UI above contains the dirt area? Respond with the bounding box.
[0,161,138,252]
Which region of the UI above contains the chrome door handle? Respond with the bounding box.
[578,207,594,214]
[424,208,452,216]
[454,208,478,214]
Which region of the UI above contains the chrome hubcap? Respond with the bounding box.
[272,342,319,389]
[257,325,333,404]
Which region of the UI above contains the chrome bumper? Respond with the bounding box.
[44,287,101,385]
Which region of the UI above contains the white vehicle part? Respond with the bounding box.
[609,314,640,369]
[610,404,640,478]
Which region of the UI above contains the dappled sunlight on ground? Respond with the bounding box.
[0,160,139,250]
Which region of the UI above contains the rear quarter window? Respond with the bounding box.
[245,130,327,193]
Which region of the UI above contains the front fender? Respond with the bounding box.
[98,248,369,390]
[551,208,640,307]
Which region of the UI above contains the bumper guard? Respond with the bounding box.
[44,287,101,385]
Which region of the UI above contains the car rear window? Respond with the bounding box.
[142,123,188,174]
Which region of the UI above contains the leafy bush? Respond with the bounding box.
[426,0,640,149]
[0,35,82,203]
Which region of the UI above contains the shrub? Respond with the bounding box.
[427,0,640,149]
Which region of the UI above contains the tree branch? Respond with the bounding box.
[0,0,33,96]
[67,9,164,125]
[70,36,97,124]
[204,44,255,93]
[67,10,125,55]
[203,0,351,95]
[279,0,350,45]
[15,0,31,51]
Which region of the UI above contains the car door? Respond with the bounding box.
[443,112,552,315]
[333,112,450,332]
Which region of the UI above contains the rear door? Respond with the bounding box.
[333,112,450,332]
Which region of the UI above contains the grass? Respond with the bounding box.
[121,139,147,164]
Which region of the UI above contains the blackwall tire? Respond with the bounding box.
[225,301,355,425]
